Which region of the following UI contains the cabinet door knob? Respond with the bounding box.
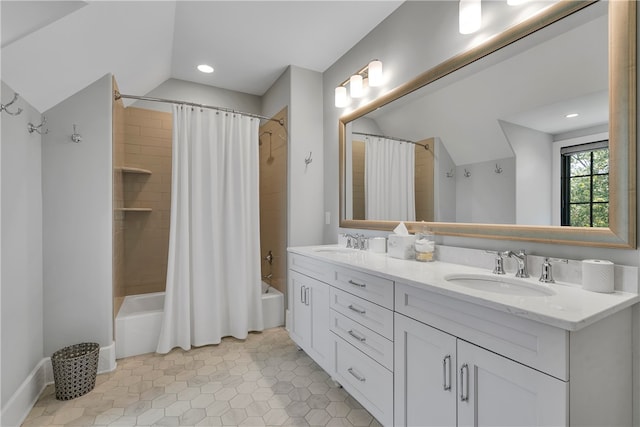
[460,363,469,402]
[348,367,366,382]
[443,355,452,391]
[348,304,366,315]
[348,279,367,288]
[348,329,366,342]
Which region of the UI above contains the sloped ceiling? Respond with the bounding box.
[1,1,403,113]
[364,3,607,166]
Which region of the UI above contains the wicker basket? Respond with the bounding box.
[51,342,100,400]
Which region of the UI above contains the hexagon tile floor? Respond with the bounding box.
[22,327,381,427]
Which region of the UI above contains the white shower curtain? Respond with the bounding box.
[157,106,263,353]
[365,137,416,221]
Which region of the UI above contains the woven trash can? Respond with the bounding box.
[51,342,100,400]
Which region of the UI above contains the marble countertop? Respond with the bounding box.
[288,245,639,331]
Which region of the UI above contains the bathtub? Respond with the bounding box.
[115,283,284,359]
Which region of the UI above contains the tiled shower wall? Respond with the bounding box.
[123,107,172,296]
[112,78,125,317]
[259,108,288,294]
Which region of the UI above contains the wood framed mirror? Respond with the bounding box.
[339,0,636,248]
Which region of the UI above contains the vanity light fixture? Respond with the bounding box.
[197,64,214,73]
[507,0,528,5]
[566,113,579,118]
[335,86,349,108]
[334,59,384,108]
[368,60,383,87]
[350,74,364,98]
[459,0,481,34]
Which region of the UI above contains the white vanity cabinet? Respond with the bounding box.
[329,270,395,426]
[394,313,567,427]
[395,282,632,427]
[288,269,332,373]
[288,247,636,427]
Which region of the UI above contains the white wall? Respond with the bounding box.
[501,121,553,225]
[288,67,324,246]
[433,138,456,222]
[323,3,640,424]
[133,78,261,115]
[455,157,515,224]
[42,74,113,356]
[0,82,43,409]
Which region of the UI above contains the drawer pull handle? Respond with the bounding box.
[348,367,366,382]
[305,287,310,306]
[300,286,305,304]
[348,329,366,342]
[443,355,451,391]
[348,279,367,288]
[348,304,366,315]
[460,363,469,402]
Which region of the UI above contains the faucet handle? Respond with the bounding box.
[485,250,508,275]
[539,257,568,283]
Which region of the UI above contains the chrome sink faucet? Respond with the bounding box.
[539,257,568,283]
[485,250,509,275]
[507,249,529,278]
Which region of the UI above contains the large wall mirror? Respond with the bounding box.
[339,0,636,248]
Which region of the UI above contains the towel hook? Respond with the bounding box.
[304,151,313,166]
[495,163,503,174]
[27,116,49,135]
[71,124,82,143]
[1,92,23,116]
[464,169,471,178]
[445,169,455,178]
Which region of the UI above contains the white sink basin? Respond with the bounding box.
[444,273,555,297]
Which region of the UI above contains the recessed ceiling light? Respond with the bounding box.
[197,64,214,74]
[566,113,579,118]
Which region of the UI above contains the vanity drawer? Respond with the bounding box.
[288,253,333,284]
[332,266,394,309]
[330,309,393,371]
[330,287,394,340]
[334,336,393,427]
[395,282,569,380]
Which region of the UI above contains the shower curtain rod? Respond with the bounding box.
[352,131,429,150]
[114,91,285,126]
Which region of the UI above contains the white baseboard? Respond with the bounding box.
[1,342,116,427]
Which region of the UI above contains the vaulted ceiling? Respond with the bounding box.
[1,1,403,112]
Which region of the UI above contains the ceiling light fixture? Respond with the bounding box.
[334,59,383,108]
[566,113,579,118]
[459,0,481,34]
[197,64,214,73]
[507,0,528,5]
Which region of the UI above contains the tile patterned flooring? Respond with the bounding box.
[22,328,381,426]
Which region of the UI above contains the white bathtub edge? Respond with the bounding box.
[1,342,116,427]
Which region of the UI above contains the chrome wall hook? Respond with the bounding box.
[27,116,49,135]
[464,169,471,178]
[71,124,82,143]
[495,163,503,174]
[445,169,455,178]
[304,151,313,166]
[1,92,23,116]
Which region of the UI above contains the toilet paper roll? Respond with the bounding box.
[582,259,614,293]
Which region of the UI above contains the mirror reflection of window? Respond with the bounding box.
[560,140,609,227]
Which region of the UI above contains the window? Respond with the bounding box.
[561,140,609,227]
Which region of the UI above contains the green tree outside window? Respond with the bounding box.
[561,140,609,227]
